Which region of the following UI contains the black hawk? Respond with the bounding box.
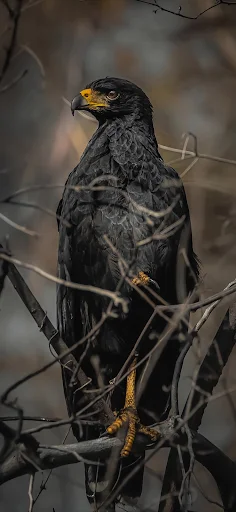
[57,77,199,510]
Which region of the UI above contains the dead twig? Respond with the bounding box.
[28,474,34,512]
[0,252,128,311]
[136,0,236,21]
[4,255,113,425]
[0,212,38,237]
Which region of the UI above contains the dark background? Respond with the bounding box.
[1,1,236,510]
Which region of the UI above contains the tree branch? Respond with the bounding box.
[0,251,127,312]
[136,0,236,21]
[185,304,236,431]
[0,256,8,297]
[4,254,113,425]
[1,414,236,510]
[159,302,236,511]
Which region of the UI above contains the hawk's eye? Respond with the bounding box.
[106,90,119,100]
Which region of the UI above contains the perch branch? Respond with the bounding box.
[1,416,236,503]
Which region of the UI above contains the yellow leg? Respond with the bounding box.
[106,358,159,457]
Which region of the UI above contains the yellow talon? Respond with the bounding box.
[107,412,128,434]
[138,424,159,442]
[132,271,150,286]
[106,358,159,457]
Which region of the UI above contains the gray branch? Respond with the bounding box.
[158,303,236,512]
[1,417,236,512]
[5,255,113,425]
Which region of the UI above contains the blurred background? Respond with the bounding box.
[1,0,236,510]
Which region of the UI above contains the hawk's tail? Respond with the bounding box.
[85,453,145,511]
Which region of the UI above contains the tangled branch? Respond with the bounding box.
[0,250,236,510]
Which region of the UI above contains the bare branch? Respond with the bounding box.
[184,303,236,431]
[136,0,236,21]
[20,44,45,78]
[159,142,236,167]
[0,416,61,423]
[28,474,34,512]
[160,295,236,511]
[0,212,38,237]
[0,68,27,93]
[0,254,8,296]
[4,256,113,425]
[0,252,128,311]
[1,413,236,511]
[1,199,71,227]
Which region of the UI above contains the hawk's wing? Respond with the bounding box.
[56,195,85,431]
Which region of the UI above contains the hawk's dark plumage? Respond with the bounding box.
[57,77,199,510]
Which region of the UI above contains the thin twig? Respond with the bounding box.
[0,68,27,93]
[0,253,8,296]
[0,252,128,311]
[2,199,71,228]
[0,212,38,237]
[28,474,34,512]
[136,0,236,21]
[0,416,61,423]
[159,143,236,167]
[5,257,113,424]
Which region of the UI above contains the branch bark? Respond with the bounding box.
[1,256,236,509]
[1,417,236,512]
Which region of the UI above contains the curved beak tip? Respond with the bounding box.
[71,94,88,116]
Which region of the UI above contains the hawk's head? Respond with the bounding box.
[71,77,152,121]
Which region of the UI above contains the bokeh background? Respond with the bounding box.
[1,0,236,510]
